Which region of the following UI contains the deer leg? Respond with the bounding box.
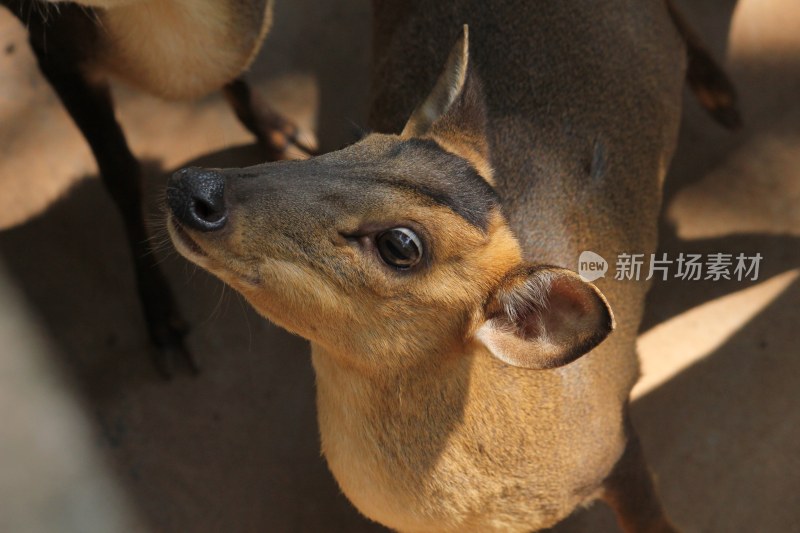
[224,77,316,160]
[602,413,679,533]
[21,6,197,377]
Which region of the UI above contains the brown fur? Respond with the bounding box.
[369,3,690,528]
[166,1,737,530]
[402,27,495,184]
[45,0,273,99]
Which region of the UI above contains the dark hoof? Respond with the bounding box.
[257,113,317,161]
[223,78,317,161]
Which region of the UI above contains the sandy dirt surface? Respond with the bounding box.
[0,1,798,532]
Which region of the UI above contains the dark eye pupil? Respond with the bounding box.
[377,228,422,268]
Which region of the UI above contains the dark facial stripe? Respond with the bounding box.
[380,138,499,230]
[219,137,500,231]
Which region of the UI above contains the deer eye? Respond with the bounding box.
[376,228,423,269]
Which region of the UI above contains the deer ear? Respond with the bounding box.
[401,25,491,178]
[476,266,615,370]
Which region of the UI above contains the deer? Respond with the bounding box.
[1,0,314,375]
[164,0,738,530]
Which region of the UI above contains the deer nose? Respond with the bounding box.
[167,167,228,232]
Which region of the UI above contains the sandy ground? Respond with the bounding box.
[0,1,798,532]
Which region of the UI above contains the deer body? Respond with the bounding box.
[166,1,738,530]
[313,2,686,530]
[67,0,273,99]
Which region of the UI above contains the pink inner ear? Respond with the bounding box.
[520,312,545,340]
[551,277,593,313]
[521,278,592,340]
[548,278,596,333]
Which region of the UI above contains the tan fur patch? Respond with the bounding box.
[95,0,273,99]
[428,134,494,185]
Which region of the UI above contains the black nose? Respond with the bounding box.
[167,167,228,232]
